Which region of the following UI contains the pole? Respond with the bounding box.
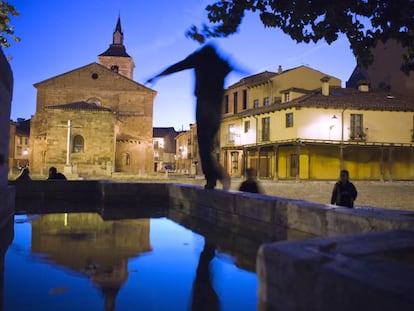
[66,120,71,165]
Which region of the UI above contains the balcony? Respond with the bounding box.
[349,131,366,141]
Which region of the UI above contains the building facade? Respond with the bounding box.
[220,67,414,180]
[153,127,179,172]
[8,118,30,172]
[175,124,201,175]
[29,18,156,177]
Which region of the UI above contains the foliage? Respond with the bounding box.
[0,1,19,48]
[187,0,414,72]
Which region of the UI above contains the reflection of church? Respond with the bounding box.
[29,17,156,176]
[30,213,151,311]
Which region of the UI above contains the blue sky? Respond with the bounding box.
[6,0,356,131]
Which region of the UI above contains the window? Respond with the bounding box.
[228,124,235,143]
[224,95,229,113]
[261,117,270,141]
[412,116,414,141]
[154,141,159,150]
[110,65,119,73]
[16,146,22,156]
[350,114,364,139]
[263,97,270,106]
[244,120,250,133]
[233,92,238,114]
[125,153,131,166]
[24,138,28,145]
[286,113,294,128]
[284,92,290,102]
[253,99,259,108]
[72,135,84,153]
[19,136,22,144]
[87,97,102,106]
[242,90,247,110]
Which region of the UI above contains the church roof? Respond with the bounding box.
[47,101,112,111]
[153,127,178,138]
[34,62,156,93]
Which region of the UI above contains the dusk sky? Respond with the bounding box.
[7,0,356,131]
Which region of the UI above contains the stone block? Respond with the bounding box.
[257,230,414,311]
[233,192,275,222]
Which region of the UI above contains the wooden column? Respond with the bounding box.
[388,147,394,182]
[296,142,300,183]
[379,147,384,182]
[257,147,261,179]
[273,145,279,181]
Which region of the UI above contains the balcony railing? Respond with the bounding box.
[349,131,366,141]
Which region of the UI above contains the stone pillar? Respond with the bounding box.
[0,48,15,228]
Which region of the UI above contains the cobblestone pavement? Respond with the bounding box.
[176,177,414,211]
[236,179,414,211]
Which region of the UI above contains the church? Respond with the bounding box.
[30,17,156,177]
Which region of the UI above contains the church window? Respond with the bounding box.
[73,135,84,153]
[125,153,131,166]
[91,73,99,79]
[110,65,119,73]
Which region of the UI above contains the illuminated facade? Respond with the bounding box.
[153,127,179,172]
[8,119,30,172]
[220,67,414,180]
[175,124,201,175]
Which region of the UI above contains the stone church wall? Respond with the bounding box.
[30,109,116,176]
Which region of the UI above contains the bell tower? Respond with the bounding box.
[98,16,135,79]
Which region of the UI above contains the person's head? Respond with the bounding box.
[246,168,257,180]
[49,167,57,177]
[340,169,350,183]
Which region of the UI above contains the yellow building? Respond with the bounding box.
[220,67,414,181]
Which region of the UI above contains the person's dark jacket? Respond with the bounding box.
[331,181,358,208]
[239,180,261,194]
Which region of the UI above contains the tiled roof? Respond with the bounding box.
[99,44,131,57]
[153,127,178,138]
[225,88,414,119]
[228,71,277,89]
[116,134,139,141]
[46,101,112,111]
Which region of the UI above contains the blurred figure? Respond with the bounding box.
[191,241,220,311]
[47,167,67,180]
[239,168,262,194]
[331,169,357,208]
[147,44,232,190]
[15,167,31,182]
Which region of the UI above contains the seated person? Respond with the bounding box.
[15,167,31,182]
[47,167,67,180]
[239,168,263,194]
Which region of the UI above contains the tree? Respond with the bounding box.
[186,0,414,73]
[0,1,19,48]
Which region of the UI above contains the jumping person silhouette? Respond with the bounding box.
[147,44,232,190]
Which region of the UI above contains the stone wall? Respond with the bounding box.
[0,48,14,227]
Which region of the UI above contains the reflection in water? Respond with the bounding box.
[191,241,220,311]
[0,220,14,311]
[30,213,151,311]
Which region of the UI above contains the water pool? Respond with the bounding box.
[1,211,258,311]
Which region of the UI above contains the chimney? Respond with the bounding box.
[358,80,370,92]
[278,65,283,74]
[320,76,330,96]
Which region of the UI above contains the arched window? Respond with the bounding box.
[111,65,119,73]
[125,153,131,166]
[73,135,84,153]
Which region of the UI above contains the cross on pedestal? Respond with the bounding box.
[56,120,82,174]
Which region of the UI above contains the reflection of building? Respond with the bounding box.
[220,66,414,180]
[175,124,201,175]
[9,118,30,171]
[153,127,179,172]
[31,213,151,311]
[29,17,156,177]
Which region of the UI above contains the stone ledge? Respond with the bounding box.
[257,230,414,311]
